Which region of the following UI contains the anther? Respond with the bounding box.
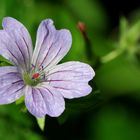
[32,73,40,79]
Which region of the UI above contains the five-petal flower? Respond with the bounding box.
[0,17,95,117]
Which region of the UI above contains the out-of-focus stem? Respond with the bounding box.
[77,22,93,60]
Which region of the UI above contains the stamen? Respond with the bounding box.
[31,64,35,69]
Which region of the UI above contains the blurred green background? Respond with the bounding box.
[1,0,140,140]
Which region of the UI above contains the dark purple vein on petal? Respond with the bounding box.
[46,79,87,84]
[1,83,24,97]
[32,88,36,106]
[12,80,24,85]
[46,70,83,77]
[53,86,72,90]
[0,74,22,83]
[52,86,84,93]
[0,79,23,89]
[1,34,25,66]
[39,41,56,67]
[35,22,50,66]
[15,41,27,69]
[43,86,54,97]
[1,40,18,64]
[37,88,47,109]
[0,71,19,76]
[4,85,25,98]
[6,47,19,65]
[42,44,62,70]
[37,88,44,99]
[22,36,31,65]
[14,85,25,93]
[46,79,67,82]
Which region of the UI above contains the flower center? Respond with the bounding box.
[23,64,45,86]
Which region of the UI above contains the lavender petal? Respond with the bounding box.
[25,85,65,118]
[32,19,72,70]
[2,17,33,71]
[0,66,24,104]
[45,61,95,99]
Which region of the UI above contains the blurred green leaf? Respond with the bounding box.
[89,104,140,140]
[119,18,140,53]
[102,18,140,63]
[0,104,43,140]
[16,96,25,105]
[0,55,13,66]
[96,55,140,96]
[119,17,128,37]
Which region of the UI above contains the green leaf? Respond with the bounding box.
[119,18,140,54]
[96,55,140,96]
[102,18,140,63]
[36,117,45,131]
[0,55,13,66]
[119,17,128,39]
[15,96,24,105]
[0,104,42,140]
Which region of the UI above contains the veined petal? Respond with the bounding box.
[0,66,24,104]
[2,17,33,71]
[25,85,65,118]
[32,19,72,70]
[45,61,95,99]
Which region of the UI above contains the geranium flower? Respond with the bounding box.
[0,17,95,117]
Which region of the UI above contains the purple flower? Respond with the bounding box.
[0,17,95,118]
